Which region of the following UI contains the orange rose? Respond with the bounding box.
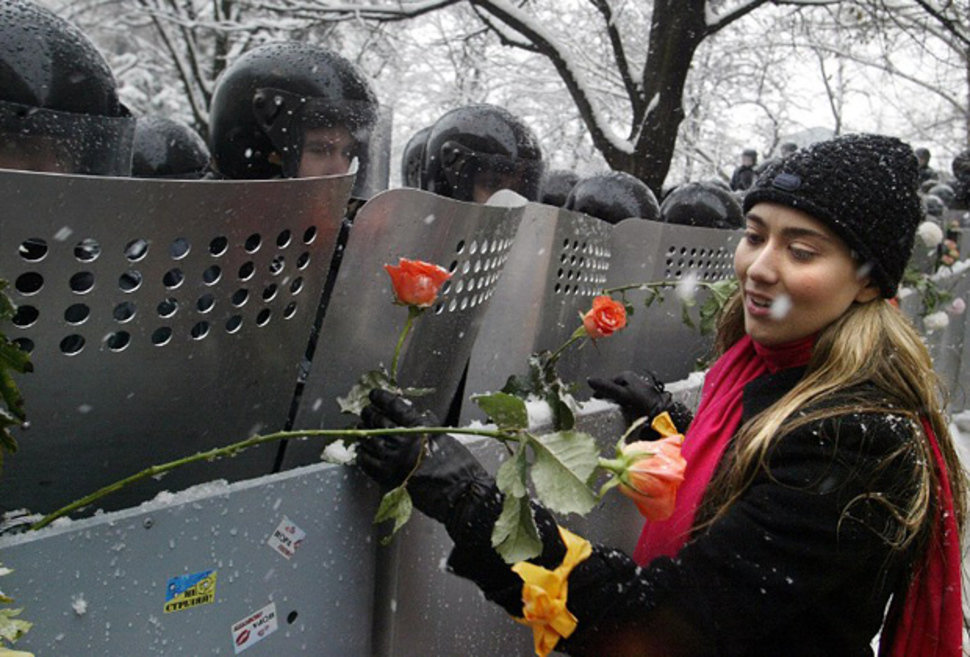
[618,434,686,521]
[581,296,627,339]
[384,258,451,308]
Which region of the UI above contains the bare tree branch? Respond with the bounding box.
[588,0,641,111]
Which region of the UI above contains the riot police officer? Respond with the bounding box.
[0,0,135,176]
[401,125,431,189]
[539,169,580,207]
[422,104,544,203]
[208,42,381,197]
[660,180,744,229]
[132,116,211,179]
[564,171,660,225]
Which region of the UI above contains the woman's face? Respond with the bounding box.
[734,202,880,346]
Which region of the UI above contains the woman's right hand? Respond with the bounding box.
[587,370,673,439]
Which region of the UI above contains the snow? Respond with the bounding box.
[917,221,944,248]
[137,480,231,512]
[676,272,699,303]
[72,594,88,616]
[525,399,553,427]
[321,440,358,465]
[769,294,792,320]
[485,189,529,207]
[923,310,950,332]
[485,0,634,155]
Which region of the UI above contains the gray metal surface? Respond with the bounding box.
[584,220,741,386]
[373,420,632,657]
[460,204,612,423]
[0,461,379,656]
[0,169,354,515]
[286,189,522,466]
[374,376,705,657]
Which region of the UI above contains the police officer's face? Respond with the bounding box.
[297,126,355,178]
[472,169,519,204]
[0,135,71,173]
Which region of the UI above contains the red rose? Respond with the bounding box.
[582,296,627,339]
[384,258,452,308]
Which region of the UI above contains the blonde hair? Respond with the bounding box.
[703,292,968,551]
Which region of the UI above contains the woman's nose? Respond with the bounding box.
[746,243,780,285]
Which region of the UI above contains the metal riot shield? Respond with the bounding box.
[0,169,354,515]
[459,203,613,423]
[353,106,393,200]
[582,219,741,387]
[284,188,522,467]
[0,462,379,655]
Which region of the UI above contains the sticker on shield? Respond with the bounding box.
[231,602,279,654]
[267,516,306,559]
[164,569,217,613]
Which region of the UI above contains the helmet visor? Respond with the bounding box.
[0,100,135,176]
[441,140,544,203]
[252,88,377,179]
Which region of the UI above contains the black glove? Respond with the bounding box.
[357,389,493,525]
[587,370,676,441]
[588,370,672,422]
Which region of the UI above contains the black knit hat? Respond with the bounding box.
[742,133,922,298]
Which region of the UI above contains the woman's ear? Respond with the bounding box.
[854,284,882,304]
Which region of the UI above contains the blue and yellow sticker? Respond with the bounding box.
[164,569,217,614]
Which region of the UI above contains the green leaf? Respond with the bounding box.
[0,608,31,644]
[337,369,392,416]
[545,391,575,431]
[495,441,530,498]
[0,342,30,376]
[680,301,695,330]
[373,485,413,545]
[529,431,599,516]
[490,494,541,564]
[500,373,535,400]
[473,392,529,430]
[0,282,13,322]
[0,371,24,424]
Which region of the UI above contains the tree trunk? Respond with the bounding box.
[626,0,709,193]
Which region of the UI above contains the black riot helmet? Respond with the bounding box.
[423,104,544,203]
[540,169,580,207]
[660,180,744,230]
[564,171,660,225]
[929,182,956,207]
[208,42,379,194]
[401,125,431,189]
[0,0,134,175]
[132,116,210,179]
[922,193,945,219]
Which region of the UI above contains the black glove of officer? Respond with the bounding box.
[357,389,493,526]
[587,370,689,441]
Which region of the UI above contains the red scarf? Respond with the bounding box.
[631,334,962,657]
[879,417,962,657]
[633,334,814,564]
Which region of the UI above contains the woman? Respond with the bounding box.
[359,134,967,656]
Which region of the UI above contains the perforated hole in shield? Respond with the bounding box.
[554,238,610,296]
[438,236,514,314]
[663,244,734,281]
[12,222,310,354]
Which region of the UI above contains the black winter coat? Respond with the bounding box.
[444,366,922,657]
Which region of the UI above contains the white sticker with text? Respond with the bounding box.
[267,516,305,559]
[232,602,278,654]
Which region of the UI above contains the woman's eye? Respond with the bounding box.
[790,246,816,262]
